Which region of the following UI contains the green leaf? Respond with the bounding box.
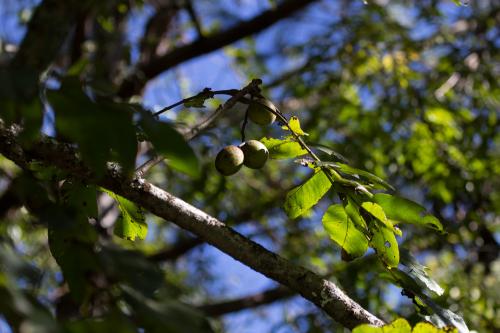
[260,137,307,159]
[183,89,212,108]
[322,204,368,258]
[47,208,98,301]
[284,171,332,219]
[122,286,214,333]
[423,298,469,333]
[61,181,98,218]
[361,202,395,232]
[331,163,394,190]
[140,114,200,178]
[65,312,137,333]
[99,246,163,297]
[47,78,137,177]
[353,318,411,333]
[370,223,399,268]
[310,143,349,163]
[400,250,444,296]
[102,189,147,241]
[373,194,443,232]
[414,322,457,333]
[386,269,426,296]
[282,116,308,136]
[345,198,368,231]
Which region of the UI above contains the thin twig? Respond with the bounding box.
[136,80,262,176]
[152,88,238,118]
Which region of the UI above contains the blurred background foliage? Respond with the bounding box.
[0,0,498,332]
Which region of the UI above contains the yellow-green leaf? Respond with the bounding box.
[282,116,308,136]
[322,204,368,258]
[362,202,395,232]
[373,194,443,232]
[102,189,147,241]
[260,137,307,159]
[284,171,331,219]
[370,223,399,268]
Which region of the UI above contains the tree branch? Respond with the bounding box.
[117,0,319,97]
[139,3,179,64]
[197,285,294,317]
[0,124,384,329]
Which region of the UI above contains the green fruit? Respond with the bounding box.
[241,140,269,169]
[247,99,277,126]
[215,145,244,176]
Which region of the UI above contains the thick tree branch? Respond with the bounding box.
[117,0,318,97]
[139,3,179,64]
[198,285,294,317]
[0,124,384,329]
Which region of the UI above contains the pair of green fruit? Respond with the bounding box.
[215,140,269,176]
[214,99,277,176]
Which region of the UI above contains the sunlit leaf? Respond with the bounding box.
[322,204,368,258]
[373,194,443,232]
[282,116,308,136]
[353,318,458,333]
[414,322,457,333]
[361,202,395,232]
[344,198,368,231]
[183,89,212,108]
[284,171,331,219]
[370,223,399,268]
[260,137,307,159]
[102,188,147,241]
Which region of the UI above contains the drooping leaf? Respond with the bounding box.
[322,204,368,258]
[99,245,163,298]
[400,250,444,296]
[423,298,469,333]
[344,198,368,232]
[121,286,214,333]
[370,223,399,268]
[362,201,396,232]
[140,113,200,178]
[47,78,137,177]
[102,189,147,241]
[260,137,307,159]
[373,194,443,232]
[310,143,349,163]
[328,162,394,190]
[282,116,308,136]
[47,208,98,302]
[384,269,426,296]
[284,171,331,219]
